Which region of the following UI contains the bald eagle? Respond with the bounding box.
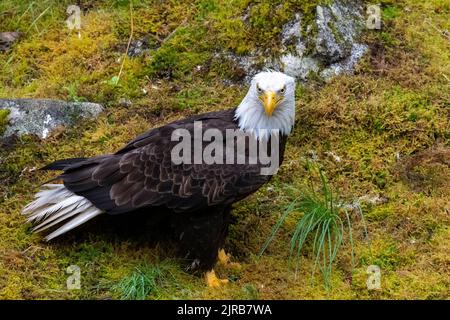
[22,71,296,286]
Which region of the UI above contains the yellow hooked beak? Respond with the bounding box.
[261,91,279,117]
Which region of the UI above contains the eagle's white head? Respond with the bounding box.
[235,71,296,140]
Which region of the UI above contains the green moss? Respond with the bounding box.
[360,240,414,271]
[241,284,260,299]
[382,6,401,20]
[201,0,330,55]
[328,20,345,46]
[0,109,10,135]
[366,205,393,222]
[147,26,210,80]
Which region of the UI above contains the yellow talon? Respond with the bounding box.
[218,249,242,269]
[218,249,231,264]
[205,269,229,287]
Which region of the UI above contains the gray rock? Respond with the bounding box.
[280,13,306,55]
[128,39,146,57]
[127,36,160,57]
[219,51,280,84]
[315,0,364,63]
[320,43,368,80]
[226,53,259,81]
[0,99,103,139]
[221,0,368,83]
[280,54,319,81]
[282,0,367,81]
[0,32,21,52]
[316,5,349,63]
[118,97,132,108]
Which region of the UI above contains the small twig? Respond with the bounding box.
[21,245,44,259]
[442,74,450,83]
[159,18,188,46]
[117,1,134,84]
[424,18,450,41]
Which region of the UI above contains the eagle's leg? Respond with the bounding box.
[171,205,232,287]
[217,249,242,269]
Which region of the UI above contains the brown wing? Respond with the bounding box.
[59,109,276,214]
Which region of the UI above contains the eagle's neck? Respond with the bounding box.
[233,93,295,141]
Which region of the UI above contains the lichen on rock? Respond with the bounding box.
[0,99,103,139]
[0,32,21,52]
[222,0,368,83]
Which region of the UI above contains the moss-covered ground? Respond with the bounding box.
[0,0,448,299]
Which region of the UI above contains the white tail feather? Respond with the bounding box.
[32,202,90,233]
[45,208,102,240]
[22,184,103,240]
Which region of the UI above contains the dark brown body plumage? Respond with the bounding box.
[42,108,288,270]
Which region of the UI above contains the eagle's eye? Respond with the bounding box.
[279,86,286,94]
[256,84,263,94]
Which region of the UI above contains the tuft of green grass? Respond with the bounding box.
[242,284,260,300]
[115,263,170,300]
[261,162,362,287]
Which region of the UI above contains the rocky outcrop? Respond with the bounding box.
[0,32,21,52]
[224,0,368,83]
[0,99,103,139]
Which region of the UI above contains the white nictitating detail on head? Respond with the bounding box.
[234,71,296,140]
